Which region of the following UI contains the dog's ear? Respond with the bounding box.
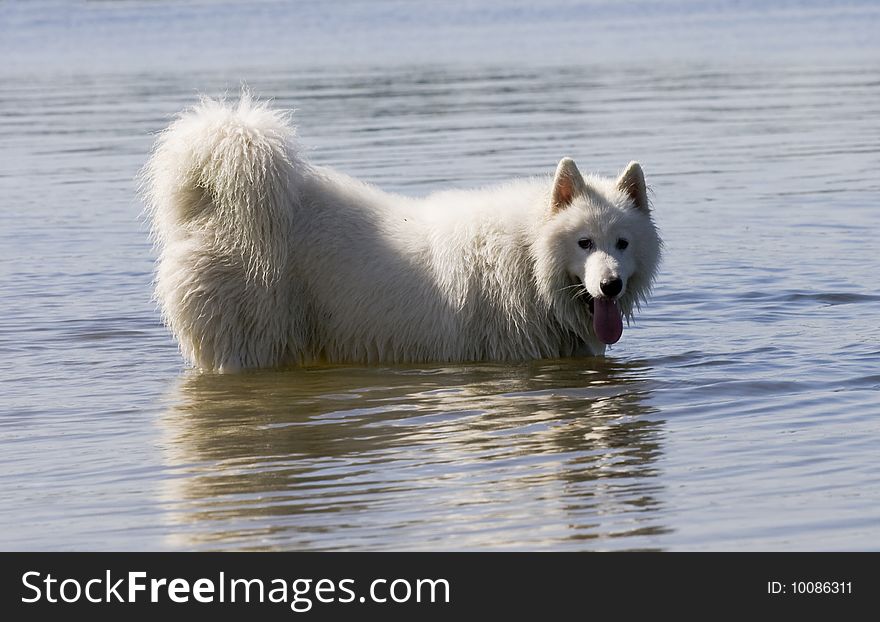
[550,157,588,212]
[617,161,649,212]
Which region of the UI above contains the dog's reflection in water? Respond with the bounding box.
[157,360,669,549]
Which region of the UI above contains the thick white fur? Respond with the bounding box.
[142,94,661,371]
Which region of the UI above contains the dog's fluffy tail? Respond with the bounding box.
[142,91,303,282]
[141,93,306,371]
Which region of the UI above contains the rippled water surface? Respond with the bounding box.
[1,1,879,550]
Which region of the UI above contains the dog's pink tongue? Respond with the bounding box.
[593,298,623,345]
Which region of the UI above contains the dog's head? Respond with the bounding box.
[533,158,662,348]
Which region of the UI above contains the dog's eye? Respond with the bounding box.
[616,238,629,250]
[578,238,593,250]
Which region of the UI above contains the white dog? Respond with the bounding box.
[143,94,661,371]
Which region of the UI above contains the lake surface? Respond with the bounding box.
[1,1,879,550]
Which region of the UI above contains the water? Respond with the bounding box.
[1,1,879,551]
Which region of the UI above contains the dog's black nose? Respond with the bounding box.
[600,278,622,298]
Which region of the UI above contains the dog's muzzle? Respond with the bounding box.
[574,277,623,344]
